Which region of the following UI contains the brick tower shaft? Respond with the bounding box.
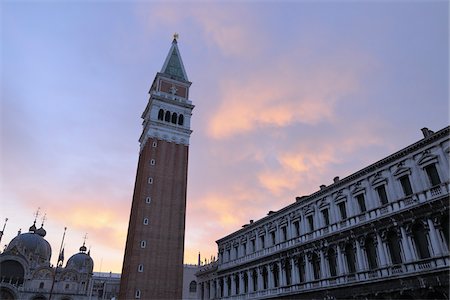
[119,37,194,300]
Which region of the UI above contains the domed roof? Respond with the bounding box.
[35,226,47,237]
[66,246,93,274]
[6,232,52,263]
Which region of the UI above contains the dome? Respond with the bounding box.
[66,248,94,274]
[35,226,47,237]
[6,232,52,263]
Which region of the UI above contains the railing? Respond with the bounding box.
[216,255,449,299]
[217,182,449,271]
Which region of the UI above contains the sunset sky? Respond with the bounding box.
[1,1,448,273]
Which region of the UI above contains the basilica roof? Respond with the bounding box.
[6,230,52,263]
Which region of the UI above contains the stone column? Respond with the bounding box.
[320,249,327,279]
[280,260,286,286]
[355,239,366,274]
[206,282,210,299]
[400,225,414,262]
[209,280,214,299]
[305,252,313,282]
[240,272,246,294]
[376,232,388,267]
[427,218,443,256]
[231,274,236,296]
[223,277,229,297]
[278,261,283,287]
[336,244,345,276]
[290,257,297,284]
[197,282,202,299]
[258,267,264,290]
[268,264,274,288]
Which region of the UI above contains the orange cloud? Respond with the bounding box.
[207,54,365,139]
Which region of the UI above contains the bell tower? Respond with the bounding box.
[119,36,194,300]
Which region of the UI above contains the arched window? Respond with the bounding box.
[178,114,184,126]
[252,269,258,292]
[143,218,149,225]
[135,289,141,299]
[284,260,292,285]
[328,248,337,277]
[262,266,268,289]
[219,278,224,297]
[158,109,164,121]
[189,280,197,293]
[412,222,431,259]
[39,282,44,289]
[138,264,144,272]
[0,260,25,285]
[312,253,321,280]
[171,112,178,124]
[272,263,279,287]
[345,243,357,273]
[234,274,240,294]
[165,111,171,122]
[365,236,378,270]
[387,231,403,264]
[227,277,231,295]
[243,271,248,293]
[140,240,146,248]
[297,256,306,283]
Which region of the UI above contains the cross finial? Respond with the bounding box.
[83,233,88,246]
[173,33,179,41]
[41,213,47,227]
[34,208,41,224]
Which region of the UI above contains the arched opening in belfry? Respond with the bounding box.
[158,109,164,120]
[178,114,184,126]
[165,111,171,122]
[171,112,178,124]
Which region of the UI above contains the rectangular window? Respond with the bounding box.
[260,236,265,249]
[234,246,238,259]
[138,264,144,272]
[271,231,276,245]
[307,215,314,232]
[281,226,287,241]
[242,242,246,256]
[356,194,366,213]
[376,185,389,205]
[294,221,300,236]
[399,175,413,196]
[148,177,153,184]
[338,202,347,220]
[425,164,441,186]
[322,209,330,226]
[251,239,255,252]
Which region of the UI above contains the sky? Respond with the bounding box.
[1,0,448,273]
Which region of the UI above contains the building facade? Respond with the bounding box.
[196,127,450,299]
[0,222,97,300]
[119,37,194,300]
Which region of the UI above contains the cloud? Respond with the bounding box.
[207,49,369,139]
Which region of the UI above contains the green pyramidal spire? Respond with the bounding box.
[160,34,189,82]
